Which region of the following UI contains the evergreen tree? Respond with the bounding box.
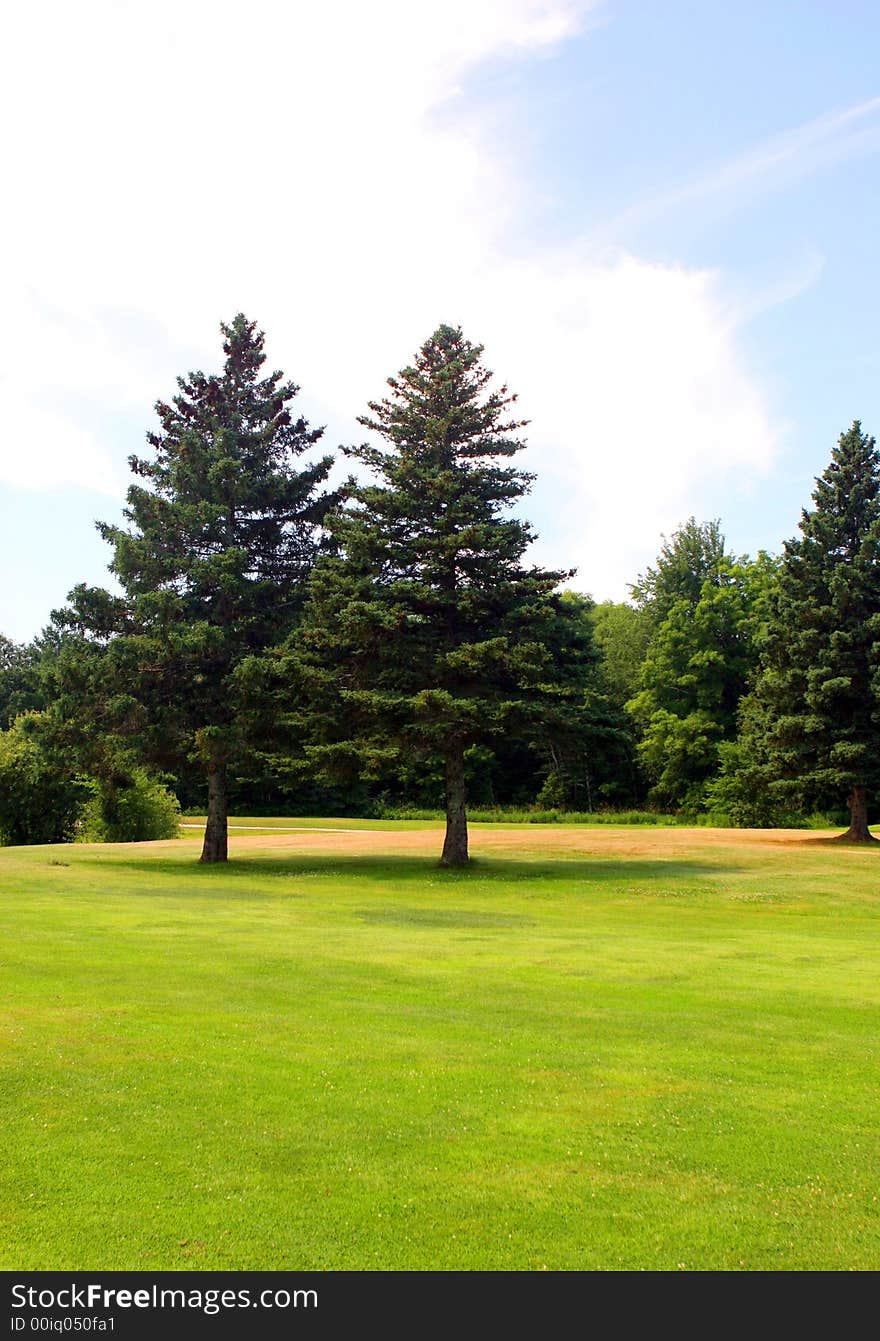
[532,592,639,810]
[55,315,336,862]
[744,421,880,841]
[292,324,577,865]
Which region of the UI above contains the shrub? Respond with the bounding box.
[535,772,567,809]
[593,809,677,826]
[803,810,850,830]
[698,810,735,828]
[0,717,86,846]
[373,803,679,826]
[78,769,180,843]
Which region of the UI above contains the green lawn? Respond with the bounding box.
[2,825,879,1270]
[180,814,448,833]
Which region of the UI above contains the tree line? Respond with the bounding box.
[2,316,879,862]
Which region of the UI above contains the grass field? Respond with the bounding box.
[2,821,880,1270]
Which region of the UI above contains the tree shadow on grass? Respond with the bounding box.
[797,833,880,849]
[75,851,741,894]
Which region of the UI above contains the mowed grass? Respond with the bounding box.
[180,814,448,834]
[2,823,880,1270]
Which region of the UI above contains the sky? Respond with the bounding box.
[2,0,880,640]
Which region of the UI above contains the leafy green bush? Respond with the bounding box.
[697,810,735,827]
[374,804,679,826]
[593,809,678,826]
[803,810,850,830]
[78,769,180,843]
[0,717,86,846]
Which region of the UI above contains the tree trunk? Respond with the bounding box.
[837,784,877,843]
[200,767,229,863]
[440,742,469,867]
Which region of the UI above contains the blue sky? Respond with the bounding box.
[3,0,880,640]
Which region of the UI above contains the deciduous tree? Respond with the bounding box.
[627,529,774,811]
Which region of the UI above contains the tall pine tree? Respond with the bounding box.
[293,324,578,865]
[747,421,880,840]
[55,315,336,862]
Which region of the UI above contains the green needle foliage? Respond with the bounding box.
[292,324,581,865]
[54,315,337,862]
[533,592,638,811]
[742,421,880,840]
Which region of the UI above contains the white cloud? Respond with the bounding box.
[0,0,794,603]
[0,402,119,496]
[599,95,880,243]
[455,248,783,597]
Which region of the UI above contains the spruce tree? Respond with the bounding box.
[533,593,638,810]
[748,421,880,840]
[293,324,577,866]
[55,315,336,862]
